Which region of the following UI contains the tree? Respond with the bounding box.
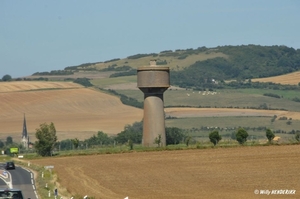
[2,74,12,81]
[295,133,300,142]
[154,134,162,147]
[6,136,13,145]
[209,130,222,146]
[236,128,249,145]
[185,136,192,147]
[166,127,185,145]
[71,138,80,149]
[266,128,275,142]
[115,122,143,144]
[35,122,57,156]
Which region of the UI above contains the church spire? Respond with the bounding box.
[22,113,28,138]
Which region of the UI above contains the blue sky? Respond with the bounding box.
[1,0,300,78]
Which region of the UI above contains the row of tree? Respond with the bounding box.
[208,128,276,146]
[32,121,300,157]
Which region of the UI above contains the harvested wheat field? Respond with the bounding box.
[252,71,300,85]
[165,107,300,120]
[0,81,143,141]
[30,145,300,199]
[0,81,83,92]
[2,81,300,142]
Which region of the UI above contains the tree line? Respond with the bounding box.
[32,121,300,156]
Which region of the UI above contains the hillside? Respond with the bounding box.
[252,71,300,85]
[28,45,300,90]
[0,81,143,142]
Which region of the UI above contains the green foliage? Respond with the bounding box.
[263,93,281,98]
[295,133,300,142]
[6,136,13,145]
[185,136,192,146]
[235,128,249,145]
[106,89,143,108]
[104,58,120,63]
[32,70,74,76]
[266,128,275,142]
[2,74,12,81]
[109,69,136,78]
[292,97,300,102]
[171,45,300,90]
[35,122,58,156]
[166,127,185,145]
[71,138,80,149]
[101,65,132,72]
[209,130,222,146]
[154,134,162,147]
[73,78,93,87]
[127,53,158,59]
[84,131,114,147]
[115,122,143,144]
[156,60,167,65]
[128,139,133,150]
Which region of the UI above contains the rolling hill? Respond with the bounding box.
[0,81,143,142]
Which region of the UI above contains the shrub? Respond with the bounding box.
[236,128,249,144]
[266,128,275,142]
[209,130,222,146]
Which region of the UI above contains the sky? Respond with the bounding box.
[1,0,300,78]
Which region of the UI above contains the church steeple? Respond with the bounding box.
[22,113,28,138]
[21,114,29,149]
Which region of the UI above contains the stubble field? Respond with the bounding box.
[252,71,300,85]
[0,81,143,141]
[30,145,300,199]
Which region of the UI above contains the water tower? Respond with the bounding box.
[137,60,170,147]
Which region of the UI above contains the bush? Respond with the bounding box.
[2,74,12,81]
[266,128,275,142]
[209,130,222,146]
[263,93,281,98]
[236,128,249,144]
[73,78,93,87]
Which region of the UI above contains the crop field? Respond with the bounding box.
[0,81,143,141]
[117,89,300,112]
[0,81,83,92]
[1,81,300,142]
[30,145,300,199]
[252,71,300,85]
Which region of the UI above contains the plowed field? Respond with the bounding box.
[30,145,300,199]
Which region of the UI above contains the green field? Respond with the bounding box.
[166,116,300,135]
[115,89,300,112]
[90,76,137,87]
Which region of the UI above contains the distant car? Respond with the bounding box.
[0,188,25,199]
[4,161,15,170]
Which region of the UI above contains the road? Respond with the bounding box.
[0,164,38,199]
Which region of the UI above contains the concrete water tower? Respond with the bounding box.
[137,60,170,147]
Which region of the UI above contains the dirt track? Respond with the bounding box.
[30,145,300,199]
